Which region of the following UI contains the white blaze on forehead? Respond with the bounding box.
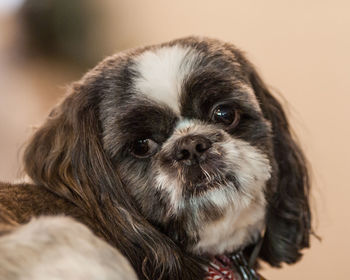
[132,46,198,113]
[175,118,194,130]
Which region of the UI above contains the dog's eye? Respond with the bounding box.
[131,139,158,158]
[212,105,240,128]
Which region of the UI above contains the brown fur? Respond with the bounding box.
[0,182,93,234]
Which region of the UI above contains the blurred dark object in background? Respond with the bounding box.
[18,0,103,68]
[0,0,111,182]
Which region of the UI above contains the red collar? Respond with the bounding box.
[205,233,266,280]
[205,253,265,280]
[206,255,240,280]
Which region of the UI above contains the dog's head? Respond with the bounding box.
[24,37,311,279]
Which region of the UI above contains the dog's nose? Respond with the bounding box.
[175,135,212,164]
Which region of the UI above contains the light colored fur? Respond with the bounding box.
[133,46,199,113]
[0,216,137,280]
[193,189,266,255]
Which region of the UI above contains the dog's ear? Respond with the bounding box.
[249,68,311,266]
[23,83,107,215]
[23,82,205,280]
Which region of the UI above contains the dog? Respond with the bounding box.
[0,36,311,279]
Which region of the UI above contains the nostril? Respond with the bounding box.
[181,149,190,160]
[195,140,211,154]
[176,149,190,161]
[195,143,205,153]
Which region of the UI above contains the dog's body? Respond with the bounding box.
[0,182,87,233]
[0,37,311,280]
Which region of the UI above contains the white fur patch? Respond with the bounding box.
[132,46,198,113]
[193,192,266,255]
[154,170,185,215]
[175,118,194,130]
[0,217,137,280]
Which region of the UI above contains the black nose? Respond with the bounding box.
[175,135,212,164]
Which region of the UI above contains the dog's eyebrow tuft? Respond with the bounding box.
[131,45,200,115]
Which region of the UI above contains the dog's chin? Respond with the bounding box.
[182,172,236,197]
[175,168,267,257]
[176,157,237,197]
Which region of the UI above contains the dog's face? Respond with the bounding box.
[99,40,272,254]
[24,37,311,279]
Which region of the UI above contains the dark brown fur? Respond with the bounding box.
[0,183,92,234]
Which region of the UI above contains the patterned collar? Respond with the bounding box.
[205,252,266,280]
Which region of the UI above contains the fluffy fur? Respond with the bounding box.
[0,36,311,280]
[0,216,137,280]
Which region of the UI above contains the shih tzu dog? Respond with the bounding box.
[0,36,311,280]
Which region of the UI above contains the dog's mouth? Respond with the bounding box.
[179,162,237,195]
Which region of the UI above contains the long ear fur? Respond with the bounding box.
[23,83,205,280]
[249,68,311,266]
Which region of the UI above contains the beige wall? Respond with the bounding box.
[1,1,349,279]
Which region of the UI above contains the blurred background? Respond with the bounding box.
[0,0,349,279]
